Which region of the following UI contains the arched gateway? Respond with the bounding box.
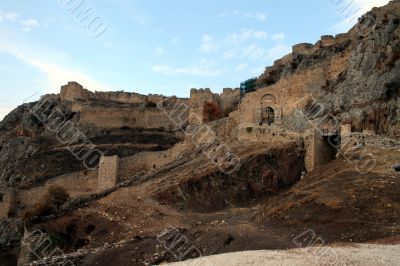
[261,94,277,125]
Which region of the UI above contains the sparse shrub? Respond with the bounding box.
[202,101,221,123]
[24,185,70,219]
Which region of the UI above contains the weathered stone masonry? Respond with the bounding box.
[98,155,119,191]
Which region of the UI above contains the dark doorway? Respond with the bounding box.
[263,107,275,125]
[321,135,340,164]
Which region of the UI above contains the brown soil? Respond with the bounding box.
[25,144,400,266]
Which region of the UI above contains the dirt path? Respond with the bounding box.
[168,244,400,266]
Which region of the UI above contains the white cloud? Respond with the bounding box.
[244,12,267,22]
[21,19,40,32]
[353,0,390,13]
[271,33,286,42]
[221,29,268,60]
[0,12,41,32]
[255,12,267,22]
[0,105,15,121]
[330,0,390,32]
[223,49,237,59]
[152,59,225,77]
[219,10,267,22]
[200,35,220,53]
[224,29,267,46]
[155,46,165,55]
[235,64,248,71]
[0,42,114,93]
[0,11,19,22]
[242,44,265,60]
[2,11,20,22]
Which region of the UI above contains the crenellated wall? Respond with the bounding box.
[59,82,190,131]
[320,35,336,47]
[292,43,315,55]
[189,88,240,125]
[60,82,240,128]
[291,33,351,56]
[220,88,241,113]
[60,82,170,106]
[60,82,92,101]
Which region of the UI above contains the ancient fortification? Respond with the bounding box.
[4,4,400,218]
[1,2,400,265]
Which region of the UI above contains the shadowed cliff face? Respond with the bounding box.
[154,143,304,213]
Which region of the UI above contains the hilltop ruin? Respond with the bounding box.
[1,1,400,265]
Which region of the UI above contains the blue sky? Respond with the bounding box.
[0,0,390,119]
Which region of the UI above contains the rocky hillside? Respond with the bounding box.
[257,0,400,135]
[0,1,400,266]
[0,97,181,190]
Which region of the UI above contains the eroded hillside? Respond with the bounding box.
[1,1,400,266]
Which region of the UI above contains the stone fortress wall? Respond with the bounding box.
[2,144,190,219]
[14,170,98,216]
[291,33,351,55]
[234,31,386,172]
[57,82,190,131]
[118,142,190,181]
[60,82,166,106]
[76,105,186,131]
[57,82,241,129]
[8,26,400,219]
[189,88,241,125]
[238,31,354,131]
[9,155,119,218]
[6,121,395,220]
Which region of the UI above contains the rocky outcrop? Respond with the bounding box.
[154,143,304,212]
[0,137,39,188]
[255,0,400,135]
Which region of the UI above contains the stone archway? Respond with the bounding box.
[260,94,278,125]
[261,94,277,106]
